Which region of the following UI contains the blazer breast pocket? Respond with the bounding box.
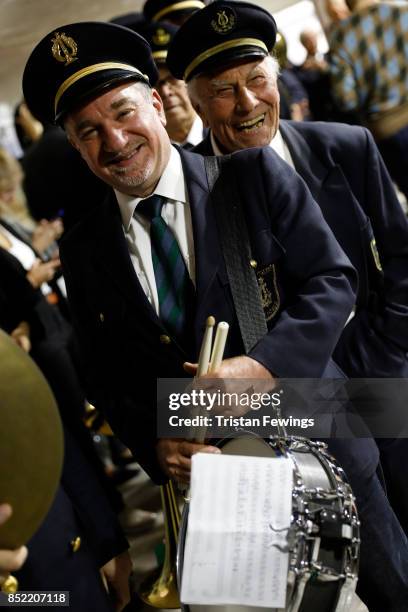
[252,229,286,323]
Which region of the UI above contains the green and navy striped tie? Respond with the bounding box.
[137,195,192,341]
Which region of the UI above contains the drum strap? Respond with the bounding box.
[204,155,268,353]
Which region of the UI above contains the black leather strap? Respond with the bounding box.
[204,155,268,353]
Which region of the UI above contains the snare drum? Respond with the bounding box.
[177,433,359,612]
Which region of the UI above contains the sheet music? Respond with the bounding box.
[181,453,292,608]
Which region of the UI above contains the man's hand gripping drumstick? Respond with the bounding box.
[156,316,223,484]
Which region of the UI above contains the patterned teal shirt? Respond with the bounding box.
[329,1,408,119]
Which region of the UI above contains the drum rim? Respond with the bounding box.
[177,433,360,611]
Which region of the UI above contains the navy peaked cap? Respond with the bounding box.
[167,0,277,81]
[143,0,205,23]
[138,21,179,66]
[23,21,158,124]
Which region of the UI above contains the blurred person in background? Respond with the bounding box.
[0,147,66,319]
[14,101,43,153]
[329,0,408,201]
[0,147,62,258]
[274,31,310,121]
[143,0,205,26]
[141,21,206,147]
[296,28,332,120]
[326,0,351,23]
[0,103,23,159]
[299,28,328,72]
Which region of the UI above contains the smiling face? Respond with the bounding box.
[156,66,197,140]
[188,56,280,153]
[65,81,171,197]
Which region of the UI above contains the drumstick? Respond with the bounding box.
[186,316,215,444]
[180,317,216,493]
[195,321,229,443]
[197,316,215,377]
[182,321,230,497]
[208,321,229,372]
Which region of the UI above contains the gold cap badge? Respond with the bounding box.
[51,31,78,66]
[153,28,171,47]
[211,8,236,34]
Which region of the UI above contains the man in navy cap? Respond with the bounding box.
[143,0,205,26]
[139,21,206,147]
[167,1,408,610]
[167,0,408,387]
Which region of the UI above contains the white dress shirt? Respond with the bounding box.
[183,115,204,148]
[1,225,37,271]
[210,128,295,168]
[171,115,204,147]
[115,146,195,315]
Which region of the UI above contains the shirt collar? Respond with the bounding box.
[210,130,224,156]
[115,145,187,231]
[184,115,204,147]
[270,129,294,167]
[210,128,293,166]
[171,115,203,147]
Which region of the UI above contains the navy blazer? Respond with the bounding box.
[0,250,127,606]
[194,122,408,378]
[14,430,126,611]
[60,145,361,482]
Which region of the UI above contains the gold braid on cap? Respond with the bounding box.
[153,0,205,21]
[184,38,268,81]
[152,50,168,61]
[54,62,147,115]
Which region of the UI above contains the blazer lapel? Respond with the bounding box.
[280,121,366,277]
[280,121,329,202]
[92,192,162,328]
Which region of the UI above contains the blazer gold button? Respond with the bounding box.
[99,313,104,322]
[2,575,18,593]
[250,259,257,269]
[84,401,96,415]
[71,536,81,552]
[160,334,171,344]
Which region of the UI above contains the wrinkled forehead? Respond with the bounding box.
[205,55,276,85]
[65,81,150,126]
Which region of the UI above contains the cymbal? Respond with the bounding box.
[0,330,63,548]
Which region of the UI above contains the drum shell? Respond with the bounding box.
[177,433,359,612]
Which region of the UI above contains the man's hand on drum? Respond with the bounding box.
[184,355,277,417]
[156,438,221,484]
